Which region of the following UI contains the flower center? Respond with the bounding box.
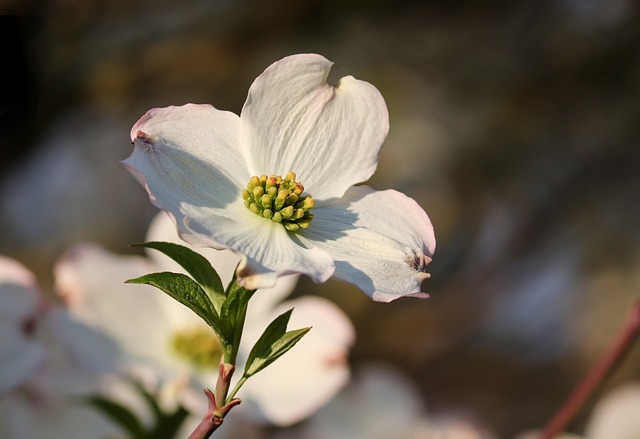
[242,172,315,232]
[169,326,221,370]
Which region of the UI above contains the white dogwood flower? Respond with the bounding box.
[123,53,435,302]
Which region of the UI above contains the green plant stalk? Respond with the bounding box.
[226,376,248,404]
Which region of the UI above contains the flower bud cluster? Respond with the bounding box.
[242,172,315,231]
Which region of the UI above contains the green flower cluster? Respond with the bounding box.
[242,172,315,231]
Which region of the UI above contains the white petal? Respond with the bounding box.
[53,243,178,369]
[240,296,354,426]
[0,256,43,320]
[123,104,249,249]
[0,256,45,392]
[128,104,248,189]
[184,209,334,289]
[45,308,124,373]
[300,186,435,302]
[304,364,425,439]
[240,54,388,200]
[243,272,298,321]
[586,383,640,439]
[0,325,44,393]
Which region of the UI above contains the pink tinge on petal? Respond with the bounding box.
[404,292,431,300]
[133,130,157,151]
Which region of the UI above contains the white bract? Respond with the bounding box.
[0,257,45,394]
[0,256,120,439]
[123,53,435,302]
[54,212,355,428]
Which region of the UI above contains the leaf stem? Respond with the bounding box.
[226,376,248,404]
[539,299,640,439]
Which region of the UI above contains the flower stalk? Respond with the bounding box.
[214,362,235,410]
[539,299,640,439]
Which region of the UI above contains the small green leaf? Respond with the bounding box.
[127,272,226,344]
[84,395,147,439]
[133,241,225,311]
[220,281,256,363]
[243,308,311,377]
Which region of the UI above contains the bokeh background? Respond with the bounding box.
[2,1,640,437]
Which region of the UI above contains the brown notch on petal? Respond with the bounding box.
[134,130,157,151]
[406,248,432,275]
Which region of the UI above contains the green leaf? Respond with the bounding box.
[127,272,226,344]
[220,280,256,363]
[84,395,147,439]
[149,404,190,439]
[243,308,311,377]
[133,241,226,311]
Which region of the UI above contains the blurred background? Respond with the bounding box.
[1,0,640,437]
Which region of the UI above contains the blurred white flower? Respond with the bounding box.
[281,364,495,439]
[0,256,120,439]
[54,212,355,429]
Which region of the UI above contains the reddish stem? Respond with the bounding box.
[187,362,241,439]
[539,299,640,439]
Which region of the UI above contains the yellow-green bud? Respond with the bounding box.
[253,186,265,199]
[260,194,272,208]
[293,208,305,220]
[248,176,260,189]
[281,205,294,218]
